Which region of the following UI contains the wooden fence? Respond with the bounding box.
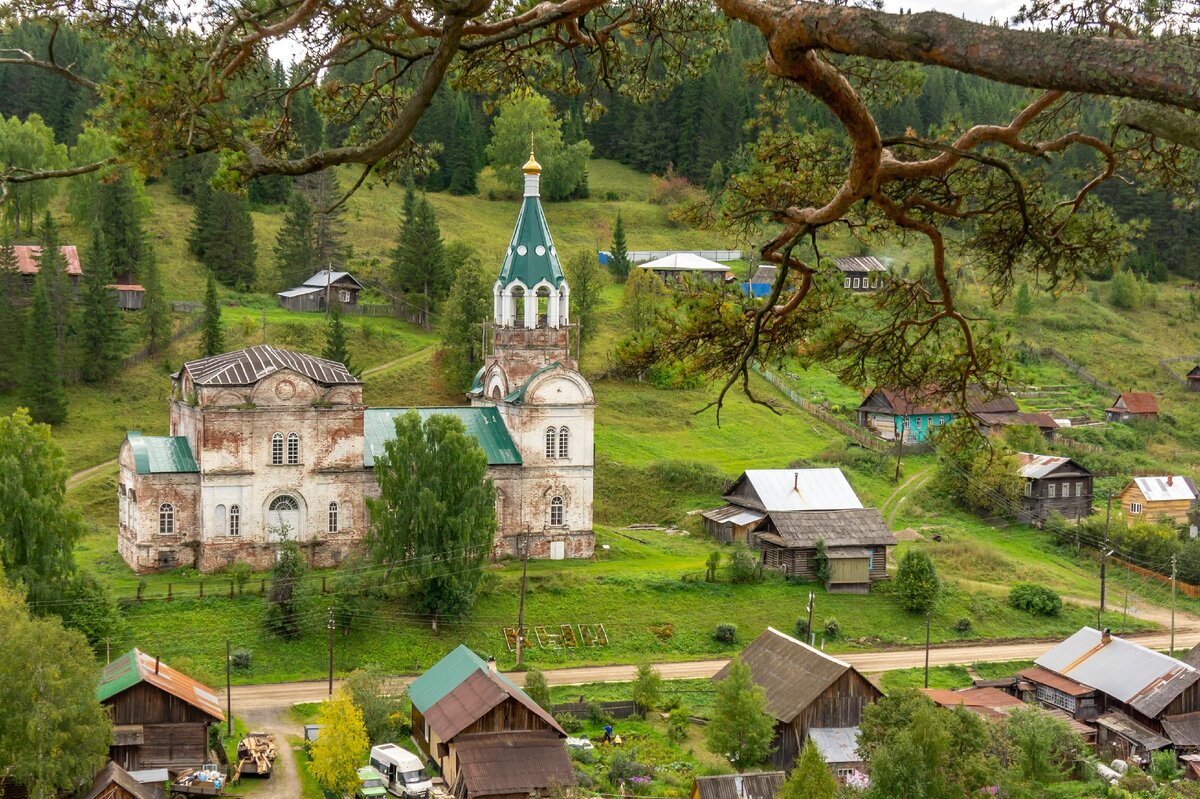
[360,279,431,328]
[1035,346,1119,397]
[752,364,890,452]
[552,700,640,720]
[1114,556,1200,599]
[1157,355,1199,389]
[122,315,204,369]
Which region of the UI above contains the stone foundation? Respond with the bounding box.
[495,529,595,560]
[193,537,364,572]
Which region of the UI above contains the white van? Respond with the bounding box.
[368,744,432,799]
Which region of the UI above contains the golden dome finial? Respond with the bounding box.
[523,135,542,175]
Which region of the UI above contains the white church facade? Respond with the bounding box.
[117,152,595,573]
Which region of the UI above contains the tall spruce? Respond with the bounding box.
[22,275,68,424]
[439,243,491,392]
[274,192,318,288]
[321,303,355,374]
[446,95,479,195]
[35,213,73,353]
[95,172,143,281]
[200,271,224,357]
[390,184,418,291]
[0,233,24,388]
[609,212,631,279]
[297,169,347,270]
[140,246,170,354]
[189,187,257,289]
[392,196,446,300]
[78,224,125,382]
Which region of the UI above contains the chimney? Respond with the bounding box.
[155,656,161,674]
[793,472,799,492]
[1169,475,1174,487]
[487,656,497,673]
[1101,628,1112,645]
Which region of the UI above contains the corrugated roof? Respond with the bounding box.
[423,669,514,741]
[1016,453,1075,479]
[1097,711,1172,751]
[639,253,729,272]
[302,270,364,289]
[277,286,322,298]
[1035,627,1200,717]
[711,627,868,723]
[701,505,766,526]
[730,469,863,512]
[1017,665,1096,697]
[97,648,224,721]
[763,508,896,549]
[808,727,861,764]
[125,432,199,474]
[454,732,574,797]
[1131,476,1197,503]
[922,687,1025,720]
[498,195,565,289]
[1108,391,1159,415]
[182,345,360,386]
[364,407,521,467]
[11,245,82,275]
[976,411,1058,430]
[692,772,785,799]
[834,256,888,273]
[408,645,497,713]
[749,265,778,284]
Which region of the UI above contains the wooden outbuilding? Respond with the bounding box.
[1105,391,1159,422]
[10,244,83,289]
[79,762,162,799]
[712,627,883,771]
[1016,453,1094,526]
[1188,367,1200,393]
[704,468,864,545]
[1118,475,1197,525]
[409,645,565,788]
[690,772,785,799]
[112,284,146,310]
[808,727,866,782]
[98,648,225,772]
[451,731,574,799]
[277,270,364,312]
[975,411,1058,442]
[856,386,1019,444]
[753,509,895,593]
[834,256,888,292]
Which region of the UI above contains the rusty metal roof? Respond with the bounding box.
[1108,391,1159,415]
[1017,665,1095,697]
[692,772,786,799]
[711,627,870,723]
[453,732,574,797]
[11,245,82,276]
[762,508,896,549]
[182,345,360,386]
[97,648,224,721]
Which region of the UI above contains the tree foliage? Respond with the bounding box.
[631,663,662,717]
[274,191,318,289]
[309,689,370,795]
[189,187,256,289]
[997,705,1082,790]
[523,668,552,711]
[0,231,25,388]
[78,223,126,382]
[896,550,940,615]
[778,738,838,799]
[322,303,355,375]
[264,540,307,640]
[365,411,496,627]
[201,271,224,357]
[95,171,145,280]
[705,656,774,768]
[140,246,171,354]
[565,250,606,351]
[345,664,407,745]
[391,194,447,300]
[439,243,491,393]
[622,266,664,337]
[608,212,631,280]
[21,276,67,424]
[485,91,592,201]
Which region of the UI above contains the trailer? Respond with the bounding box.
[236,732,277,777]
[170,766,228,799]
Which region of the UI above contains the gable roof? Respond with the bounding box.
[975,411,1059,431]
[728,468,863,513]
[80,762,161,799]
[1016,453,1090,480]
[639,253,729,273]
[97,648,224,721]
[302,269,365,289]
[1129,475,1198,503]
[1188,366,1200,380]
[364,407,522,467]
[125,432,199,474]
[692,772,786,799]
[11,245,82,276]
[711,627,872,723]
[834,256,888,273]
[277,286,324,298]
[454,732,575,797]
[859,386,1018,417]
[182,345,360,387]
[498,195,564,289]
[1035,627,1200,717]
[922,686,1025,719]
[759,508,896,549]
[1109,391,1159,415]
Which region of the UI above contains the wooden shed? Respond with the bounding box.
[112,284,145,310]
[712,627,883,771]
[79,762,162,799]
[1016,453,1094,526]
[451,731,574,799]
[98,649,224,771]
[1118,475,1198,525]
[277,270,364,312]
[1188,367,1200,393]
[753,509,895,592]
[11,244,83,289]
[1105,391,1159,422]
[690,772,785,799]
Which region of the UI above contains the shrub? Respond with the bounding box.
[586,701,611,725]
[555,712,583,733]
[227,561,252,593]
[705,551,721,582]
[795,617,811,640]
[896,550,941,614]
[823,617,841,639]
[607,751,651,785]
[667,707,690,743]
[954,618,973,634]
[726,544,759,584]
[230,648,252,671]
[813,539,832,583]
[1007,583,1063,616]
[713,623,737,644]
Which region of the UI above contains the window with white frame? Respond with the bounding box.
[852,277,861,288]
[550,496,564,526]
[1024,480,1033,497]
[1076,481,1085,496]
[287,432,300,464]
[558,427,570,459]
[1131,502,1143,514]
[545,427,557,458]
[844,277,851,288]
[271,432,284,464]
[1048,483,1056,498]
[1035,684,1077,713]
[329,502,339,534]
[159,503,174,535]
[229,505,240,536]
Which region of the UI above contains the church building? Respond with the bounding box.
[117,151,595,572]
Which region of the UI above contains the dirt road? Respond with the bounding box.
[234,707,301,799]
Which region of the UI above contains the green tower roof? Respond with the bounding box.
[497,195,565,289]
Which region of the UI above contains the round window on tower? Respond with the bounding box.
[535,245,546,256]
[517,245,527,256]
[550,247,556,256]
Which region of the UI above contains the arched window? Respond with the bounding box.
[328,502,339,534]
[270,495,299,511]
[159,503,174,535]
[271,432,284,464]
[545,427,557,458]
[214,504,226,535]
[229,505,240,536]
[549,496,564,527]
[558,427,570,459]
[287,432,300,464]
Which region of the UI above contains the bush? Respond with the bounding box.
[795,617,811,640]
[896,550,941,614]
[227,561,252,593]
[667,707,690,743]
[230,648,252,671]
[587,701,611,726]
[1007,583,1063,616]
[953,618,973,634]
[823,617,841,639]
[726,544,759,584]
[713,623,737,644]
[555,712,583,733]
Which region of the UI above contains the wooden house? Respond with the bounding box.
[97,648,224,771]
[79,762,162,799]
[922,686,1095,746]
[409,645,565,788]
[1019,628,1200,762]
[856,387,1019,444]
[975,410,1058,442]
[690,772,785,799]
[834,256,888,292]
[1105,391,1159,423]
[451,731,574,799]
[277,270,364,312]
[1118,475,1198,525]
[112,284,145,310]
[704,468,863,544]
[1016,453,1094,526]
[753,509,895,593]
[742,264,779,298]
[1188,367,1200,393]
[712,627,883,771]
[11,244,83,289]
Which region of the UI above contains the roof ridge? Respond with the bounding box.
[765,626,852,669]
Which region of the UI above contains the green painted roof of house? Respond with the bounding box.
[408,644,523,713]
[97,648,224,720]
[497,196,564,289]
[503,362,559,405]
[363,407,522,467]
[125,432,199,474]
[96,649,141,703]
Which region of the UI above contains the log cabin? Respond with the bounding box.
[834,256,888,292]
[856,387,1019,444]
[79,762,162,799]
[703,468,863,544]
[1118,475,1198,525]
[97,649,224,772]
[712,627,882,771]
[1016,453,1094,526]
[753,509,895,593]
[1105,392,1159,423]
[277,269,364,312]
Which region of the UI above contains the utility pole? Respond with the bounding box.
[893,421,905,482]
[1098,492,1112,629]
[1172,553,1178,655]
[806,592,815,646]
[104,638,110,663]
[327,607,335,697]
[923,613,932,689]
[226,640,233,735]
[516,533,530,667]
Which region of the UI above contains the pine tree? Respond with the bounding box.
[274,192,318,288]
[1013,282,1034,316]
[321,303,355,374]
[34,213,73,353]
[297,169,347,270]
[95,172,143,281]
[609,212,632,279]
[0,233,24,388]
[140,246,171,354]
[189,188,257,289]
[78,223,125,382]
[393,196,447,300]
[439,244,492,393]
[22,275,68,424]
[200,272,224,357]
[390,185,418,291]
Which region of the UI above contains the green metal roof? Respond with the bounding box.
[408,644,523,713]
[125,432,199,474]
[468,366,485,396]
[364,407,522,467]
[96,649,140,703]
[497,196,565,289]
[503,362,559,405]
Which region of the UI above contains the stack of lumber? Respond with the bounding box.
[236,733,277,776]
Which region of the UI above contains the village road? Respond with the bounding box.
[233,706,301,799]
